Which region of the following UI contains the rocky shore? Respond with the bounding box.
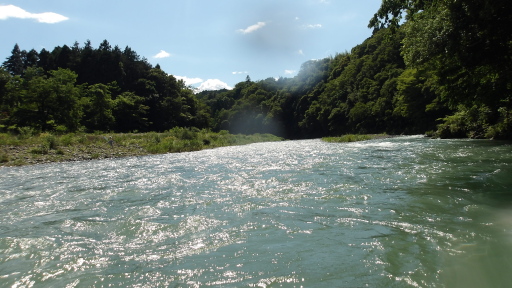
[1,142,149,166]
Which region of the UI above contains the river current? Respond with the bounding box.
[1,136,512,287]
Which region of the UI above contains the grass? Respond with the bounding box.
[0,128,283,166]
[322,133,389,143]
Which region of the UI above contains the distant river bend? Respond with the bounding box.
[1,136,512,287]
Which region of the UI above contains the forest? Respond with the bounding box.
[1,0,511,139]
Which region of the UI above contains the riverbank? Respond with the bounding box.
[0,128,282,167]
[321,133,394,143]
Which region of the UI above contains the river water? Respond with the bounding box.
[1,136,512,287]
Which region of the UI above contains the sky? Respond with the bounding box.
[0,0,382,91]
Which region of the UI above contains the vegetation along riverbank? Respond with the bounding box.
[322,134,393,143]
[0,128,282,167]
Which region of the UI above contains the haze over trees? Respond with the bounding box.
[1,0,511,139]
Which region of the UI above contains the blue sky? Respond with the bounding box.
[0,0,382,91]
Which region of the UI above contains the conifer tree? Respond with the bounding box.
[3,44,24,75]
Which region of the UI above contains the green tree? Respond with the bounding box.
[46,68,82,131]
[37,48,54,72]
[0,67,12,128]
[0,67,10,102]
[370,0,512,138]
[8,68,81,131]
[3,44,24,75]
[24,49,39,70]
[392,68,448,133]
[53,45,73,70]
[82,83,115,131]
[15,67,52,129]
[113,91,149,132]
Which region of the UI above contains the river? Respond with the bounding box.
[1,136,512,287]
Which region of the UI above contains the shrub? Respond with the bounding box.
[76,134,88,144]
[40,133,58,150]
[0,133,20,145]
[323,134,373,143]
[0,152,8,163]
[59,134,76,146]
[168,127,197,140]
[485,107,512,140]
[150,132,161,143]
[435,105,493,139]
[17,127,37,139]
[30,146,48,155]
[55,125,68,135]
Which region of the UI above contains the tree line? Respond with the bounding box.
[0,40,209,133]
[1,0,511,139]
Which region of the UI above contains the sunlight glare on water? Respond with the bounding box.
[1,136,512,287]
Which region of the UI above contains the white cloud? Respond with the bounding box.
[197,79,232,92]
[298,49,304,55]
[174,77,232,92]
[232,71,248,75]
[284,70,296,75]
[175,76,204,86]
[302,24,322,29]
[0,5,68,23]
[154,50,171,58]
[237,21,266,34]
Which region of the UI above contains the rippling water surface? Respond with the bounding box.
[1,136,512,287]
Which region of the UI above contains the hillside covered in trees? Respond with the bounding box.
[0,40,210,134]
[1,0,511,139]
